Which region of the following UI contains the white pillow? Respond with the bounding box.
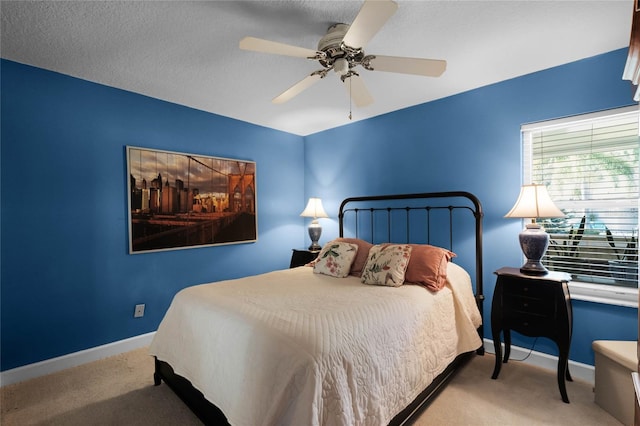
[313,241,359,278]
[361,244,413,287]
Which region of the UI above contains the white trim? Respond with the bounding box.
[0,334,593,391]
[0,332,156,387]
[521,105,639,131]
[633,372,640,408]
[569,281,638,308]
[483,338,595,385]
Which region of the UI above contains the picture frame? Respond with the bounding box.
[126,146,257,253]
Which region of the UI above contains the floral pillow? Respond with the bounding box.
[361,244,413,287]
[313,241,359,278]
[334,237,374,277]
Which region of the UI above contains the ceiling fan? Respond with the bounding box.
[239,0,446,108]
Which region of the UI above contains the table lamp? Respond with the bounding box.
[505,184,565,275]
[300,197,329,251]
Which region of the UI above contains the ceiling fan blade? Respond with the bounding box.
[240,36,320,59]
[342,0,398,49]
[272,73,323,104]
[367,55,447,77]
[344,74,374,108]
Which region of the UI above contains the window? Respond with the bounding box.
[521,106,639,306]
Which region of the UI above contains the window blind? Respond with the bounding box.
[522,107,639,288]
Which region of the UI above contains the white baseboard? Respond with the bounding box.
[0,332,156,387]
[483,338,595,385]
[1,334,593,388]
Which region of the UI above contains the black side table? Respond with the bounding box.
[491,267,573,403]
[290,249,319,268]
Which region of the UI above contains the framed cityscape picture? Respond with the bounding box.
[126,146,257,253]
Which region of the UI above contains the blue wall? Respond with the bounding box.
[1,60,306,370]
[1,48,638,371]
[304,48,638,365]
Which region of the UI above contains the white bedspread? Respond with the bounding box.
[149,263,482,426]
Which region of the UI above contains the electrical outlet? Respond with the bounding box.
[134,304,145,318]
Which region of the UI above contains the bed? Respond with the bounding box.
[150,191,485,426]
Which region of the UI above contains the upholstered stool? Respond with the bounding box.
[592,340,638,426]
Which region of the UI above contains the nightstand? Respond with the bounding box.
[290,249,319,268]
[491,267,573,403]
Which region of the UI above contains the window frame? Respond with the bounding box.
[521,105,639,308]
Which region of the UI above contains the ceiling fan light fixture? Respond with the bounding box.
[333,58,349,76]
[240,0,446,106]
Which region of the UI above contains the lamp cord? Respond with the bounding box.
[512,337,538,361]
[486,337,539,362]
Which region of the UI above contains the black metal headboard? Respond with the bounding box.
[338,191,484,343]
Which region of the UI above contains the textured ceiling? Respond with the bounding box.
[1,1,634,136]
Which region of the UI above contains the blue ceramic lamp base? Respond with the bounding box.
[308,222,322,251]
[519,223,550,275]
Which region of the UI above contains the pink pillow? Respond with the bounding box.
[403,244,456,291]
[334,238,373,277]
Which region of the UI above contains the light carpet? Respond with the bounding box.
[0,347,621,425]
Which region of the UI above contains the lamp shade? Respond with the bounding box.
[504,184,564,219]
[300,198,329,219]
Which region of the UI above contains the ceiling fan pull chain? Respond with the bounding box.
[349,77,353,120]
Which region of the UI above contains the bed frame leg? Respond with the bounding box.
[476,293,485,356]
[153,357,162,386]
